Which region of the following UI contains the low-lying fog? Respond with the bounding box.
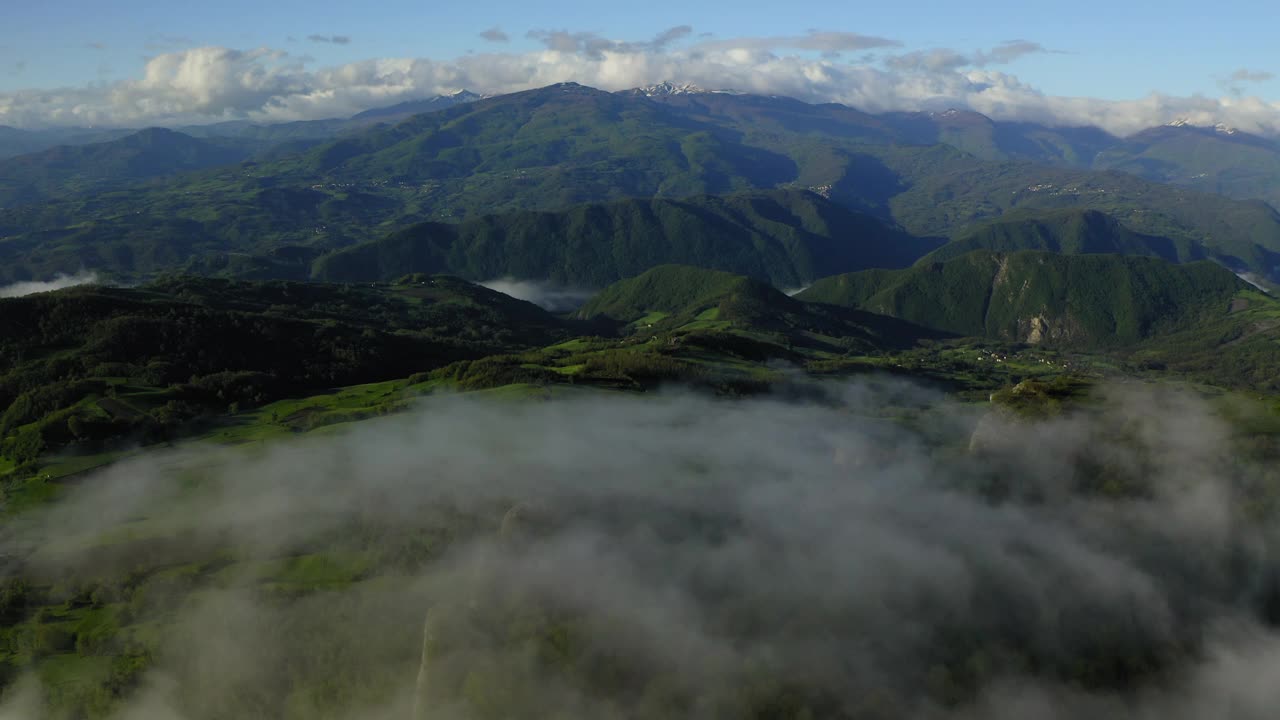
[0,271,99,299]
[2,380,1279,719]
[479,278,596,312]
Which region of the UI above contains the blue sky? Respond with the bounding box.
[2,0,1277,131]
[4,0,1277,98]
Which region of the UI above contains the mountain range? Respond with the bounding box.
[10,82,1279,197]
[5,82,1280,288]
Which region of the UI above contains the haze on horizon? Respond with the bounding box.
[1,0,1278,136]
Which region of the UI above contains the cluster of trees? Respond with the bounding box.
[0,278,573,468]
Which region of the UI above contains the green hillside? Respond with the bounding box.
[310,190,942,288]
[576,264,771,321]
[920,208,1206,264]
[575,264,941,352]
[798,250,1249,346]
[0,276,570,470]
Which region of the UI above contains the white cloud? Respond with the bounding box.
[479,277,594,312]
[0,270,99,298]
[0,33,1277,138]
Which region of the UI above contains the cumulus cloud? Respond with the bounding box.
[479,27,510,43]
[0,270,99,298]
[307,34,352,45]
[0,30,1277,137]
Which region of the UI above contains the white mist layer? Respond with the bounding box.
[1236,272,1271,293]
[479,277,595,312]
[3,382,1280,718]
[0,270,100,298]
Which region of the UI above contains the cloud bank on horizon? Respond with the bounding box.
[0,26,1277,137]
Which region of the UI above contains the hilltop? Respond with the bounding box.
[576,264,772,321]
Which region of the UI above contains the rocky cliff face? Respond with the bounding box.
[1017,313,1083,345]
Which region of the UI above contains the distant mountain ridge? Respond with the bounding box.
[310,190,944,287]
[349,90,483,122]
[0,127,256,207]
[5,82,1280,286]
[0,90,486,160]
[1093,123,1280,208]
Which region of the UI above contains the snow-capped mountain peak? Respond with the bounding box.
[1166,118,1240,135]
[628,81,744,97]
[639,81,709,96]
[924,108,976,119]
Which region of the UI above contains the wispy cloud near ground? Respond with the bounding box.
[0,270,99,298]
[479,277,595,312]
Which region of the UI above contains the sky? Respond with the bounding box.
[1,0,1278,133]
